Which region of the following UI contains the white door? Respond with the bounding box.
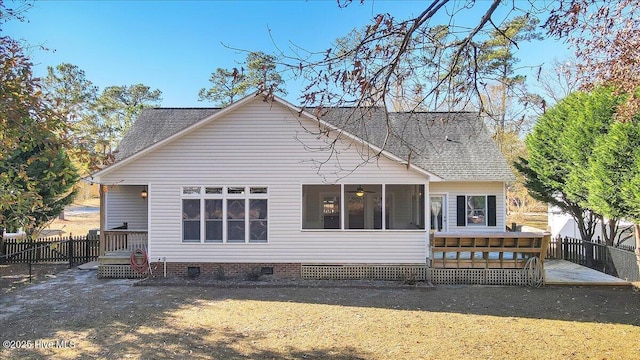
[430,195,447,231]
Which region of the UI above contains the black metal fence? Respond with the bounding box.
[1,235,100,267]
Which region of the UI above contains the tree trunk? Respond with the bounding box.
[603,218,616,246]
[574,207,596,242]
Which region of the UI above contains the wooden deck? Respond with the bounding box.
[101,230,148,254]
[430,232,550,270]
[545,260,631,286]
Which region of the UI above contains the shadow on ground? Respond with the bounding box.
[0,268,638,359]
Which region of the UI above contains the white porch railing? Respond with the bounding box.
[102,230,148,254]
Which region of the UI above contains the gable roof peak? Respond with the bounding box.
[97,93,514,182]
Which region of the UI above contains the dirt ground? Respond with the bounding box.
[0,263,70,294]
[0,267,639,359]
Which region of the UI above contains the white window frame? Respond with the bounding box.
[181,186,269,243]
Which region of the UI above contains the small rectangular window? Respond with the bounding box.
[250,187,268,194]
[205,187,223,194]
[182,186,201,195]
[227,187,245,195]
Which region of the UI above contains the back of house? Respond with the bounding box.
[92,93,514,279]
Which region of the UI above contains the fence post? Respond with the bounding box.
[584,239,593,268]
[562,236,568,260]
[552,235,559,259]
[0,227,4,264]
[85,234,91,264]
[68,234,74,268]
[34,238,41,263]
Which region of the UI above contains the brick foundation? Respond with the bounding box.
[149,262,302,280]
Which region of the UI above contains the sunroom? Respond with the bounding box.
[301,184,426,231]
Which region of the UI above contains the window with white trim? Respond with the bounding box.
[181,186,268,243]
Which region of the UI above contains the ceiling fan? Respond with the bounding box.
[346,185,376,197]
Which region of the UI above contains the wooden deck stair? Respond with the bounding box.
[98,230,148,279]
[429,232,551,286]
[98,251,133,265]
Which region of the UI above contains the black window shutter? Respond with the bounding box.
[456,196,466,227]
[488,195,497,226]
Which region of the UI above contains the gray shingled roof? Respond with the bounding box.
[318,108,515,181]
[114,108,220,161]
[114,105,515,181]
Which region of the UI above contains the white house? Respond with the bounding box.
[92,93,515,279]
[548,204,635,247]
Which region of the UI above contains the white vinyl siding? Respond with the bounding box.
[430,182,506,232]
[105,185,148,230]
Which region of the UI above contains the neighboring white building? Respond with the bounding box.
[548,204,586,239]
[92,93,515,278]
[548,204,635,247]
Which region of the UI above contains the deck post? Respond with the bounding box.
[99,185,106,257]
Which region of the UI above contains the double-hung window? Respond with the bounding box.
[181,186,268,243]
[456,195,497,227]
[204,187,223,242]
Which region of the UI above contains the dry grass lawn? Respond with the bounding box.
[43,198,100,237]
[3,201,637,358]
[0,269,639,359]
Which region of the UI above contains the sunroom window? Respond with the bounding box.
[385,184,424,229]
[302,185,341,229]
[302,184,424,230]
[344,185,382,229]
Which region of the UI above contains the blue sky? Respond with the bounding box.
[5,0,571,107]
